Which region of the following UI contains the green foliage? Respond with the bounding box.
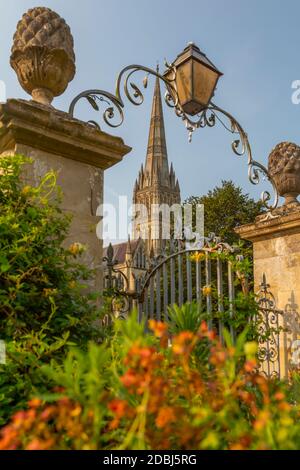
[184,180,263,246]
[44,343,113,402]
[167,294,270,369]
[0,155,101,425]
[1,156,299,450]
[1,311,300,450]
[168,302,207,334]
[0,155,98,344]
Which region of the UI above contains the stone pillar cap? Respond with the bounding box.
[0,99,131,169]
[235,204,300,242]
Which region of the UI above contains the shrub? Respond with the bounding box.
[0,155,101,425]
[0,155,99,343]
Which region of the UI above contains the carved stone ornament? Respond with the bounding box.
[10,7,76,106]
[268,142,300,206]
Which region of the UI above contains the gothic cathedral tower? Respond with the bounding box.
[133,73,181,257]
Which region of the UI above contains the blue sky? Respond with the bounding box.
[1,0,300,211]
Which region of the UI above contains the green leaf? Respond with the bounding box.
[86,95,99,111]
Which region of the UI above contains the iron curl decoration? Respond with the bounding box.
[255,274,283,379]
[69,89,124,129]
[173,100,279,210]
[102,243,133,319]
[69,64,177,130]
[69,62,279,210]
[102,243,129,292]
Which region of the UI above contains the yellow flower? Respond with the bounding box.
[244,341,258,358]
[277,428,288,442]
[200,431,219,450]
[69,242,86,256]
[43,288,57,298]
[190,252,205,262]
[279,416,293,427]
[202,285,212,296]
[21,185,32,196]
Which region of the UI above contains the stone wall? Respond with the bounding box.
[236,204,300,378]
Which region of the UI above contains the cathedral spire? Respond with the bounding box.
[133,72,181,257]
[144,72,169,186]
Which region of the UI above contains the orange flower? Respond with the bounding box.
[244,359,257,373]
[109,418,119,430]
[254,410,270,431]
[278,401,291,412]
[172,331,194,355]
[26,438,54,451]
[148,320,167,338]
[109,399,127,418]
[12,411,28,428]
[274,391,285,401]
[206,330,216,341]
[177,331,194,341]
[126,344,157,369]
[155,406,176,428]
[40,406,56,422]
[138,347,153,359]
[58,397,70,406]
[230,443,245,450]
[199,321,208,334]
[238,390,253,405]
[210,348,227,365]
[28,398,42,409]
[121,369,137,388]
[108,400,128,430]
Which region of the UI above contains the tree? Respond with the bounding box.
[184,180,263,246]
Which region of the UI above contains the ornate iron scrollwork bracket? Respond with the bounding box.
[69,63,278,210]
[103,243,132,319]
[183,102,279,210]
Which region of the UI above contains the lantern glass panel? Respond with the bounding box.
[193,61,219,111]
[176,61,192,108]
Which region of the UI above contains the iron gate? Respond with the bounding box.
[103,235,282,377]
[135,236,240,342]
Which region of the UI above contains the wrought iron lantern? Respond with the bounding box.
[164,42,223,116]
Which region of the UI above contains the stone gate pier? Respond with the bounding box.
[236,142,300,379]
[236,206,300,378]
[0,7,131,292]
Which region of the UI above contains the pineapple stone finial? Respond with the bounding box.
[10,7,76,106]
